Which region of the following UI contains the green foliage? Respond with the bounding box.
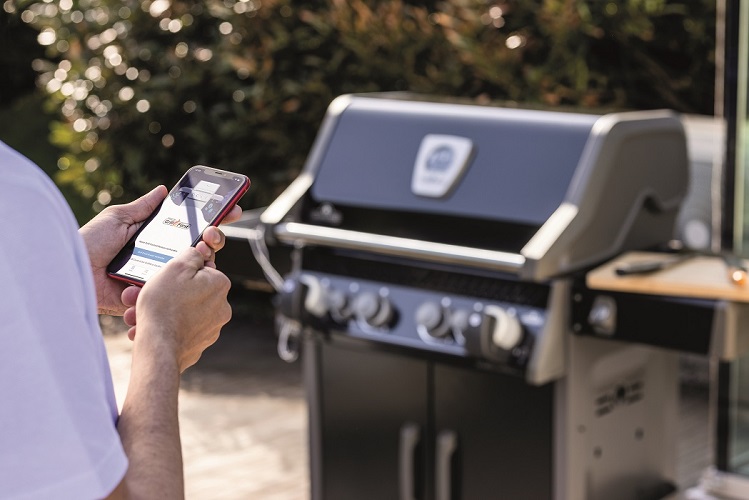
[9,0,715,220]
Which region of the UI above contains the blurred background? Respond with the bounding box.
[1,0,716,224]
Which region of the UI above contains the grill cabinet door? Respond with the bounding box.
[433,364,554,500]
[319,343,430,500]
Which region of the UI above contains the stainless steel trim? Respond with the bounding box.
[274,222,526,273]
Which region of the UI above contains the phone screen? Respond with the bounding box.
[107,166,249,285]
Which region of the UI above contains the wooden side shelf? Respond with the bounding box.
[586,251,749,303]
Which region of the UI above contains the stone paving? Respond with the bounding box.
[101,293,309,500]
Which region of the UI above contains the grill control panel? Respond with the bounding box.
[296,272,547,372]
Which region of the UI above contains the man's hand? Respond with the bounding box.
[134,247,233,372]
[120,216,237,339]
[119,232,229,339]
[79,185,241,316]
[79,186,166,316]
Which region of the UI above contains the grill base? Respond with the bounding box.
[303,331,679,500]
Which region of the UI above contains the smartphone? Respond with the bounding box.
[107,165,250,286]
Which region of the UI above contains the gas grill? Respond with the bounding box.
[259,94,691,500]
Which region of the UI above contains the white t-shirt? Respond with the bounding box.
[0,142,128,498]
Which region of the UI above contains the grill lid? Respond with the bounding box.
[263,94,689,281]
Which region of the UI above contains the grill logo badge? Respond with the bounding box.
[411,134,474,198]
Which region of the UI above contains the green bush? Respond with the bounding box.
[9,0,715,219]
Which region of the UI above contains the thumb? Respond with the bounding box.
[121,185,168,223]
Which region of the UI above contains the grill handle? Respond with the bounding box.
[399,422,421,500]
[435,429,458,500]
[274,222,526,274]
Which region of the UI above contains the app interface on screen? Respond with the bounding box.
[112,169,244,282]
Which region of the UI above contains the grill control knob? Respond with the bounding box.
[352,291,394,328]
[326,288,352,322]
[484,305,523,350]
[450,308,479,341]
[299,275,327,318]
[415,302,451,339]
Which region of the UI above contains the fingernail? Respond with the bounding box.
[213,230,221,244]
